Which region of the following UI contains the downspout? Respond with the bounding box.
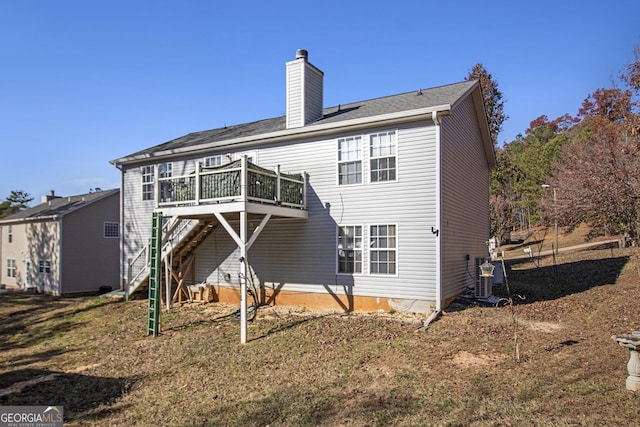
[421,111,443,330]
[433,110,442,313]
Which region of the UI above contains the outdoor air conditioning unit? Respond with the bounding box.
[474,257,492,298]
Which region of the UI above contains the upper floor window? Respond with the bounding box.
[7,225,12,243]
[369,224,397,274]
[337,136,362,185]
[141,165,154,201]
[370,131,397,182]
[7,258,16,278]
[158,162,173,202]
[204,155,223,168]
[337,225,362,274]
[159,162,172,178]
[104,222,119,238]
[39,260,51,274]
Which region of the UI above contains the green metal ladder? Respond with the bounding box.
[147,212,162,336]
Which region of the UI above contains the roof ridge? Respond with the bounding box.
[323,80,473,110]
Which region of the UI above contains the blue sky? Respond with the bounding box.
[1,0,639,203]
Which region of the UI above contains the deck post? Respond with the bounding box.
[240,210,248,344]
[240,155,247,202]
[154,164,160,209]
[195,162,201,205]
[303,172,308,209]
[275,165,281,204]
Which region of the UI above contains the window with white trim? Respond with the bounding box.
[7,225,12,243]
[7,258,16,278]
[158,162,173,202]
[39,260,51,274]
[337,136,362,185]
[369,224,397,274]
[141,165,154,201]
[159,162,172,178]
[204,155,223,168]
[337,225,362,274]
[104,222,119,238]
[369,131,397,182]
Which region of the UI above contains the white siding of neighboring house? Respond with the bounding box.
[12,221,60,294]
[439,95,492,301]
[0,223,29,288]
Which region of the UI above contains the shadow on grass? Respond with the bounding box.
[498,255,630,304]
[0,368,135,423]
[250,314,329,343]
[206,383,421,426]
[0,295,117,353]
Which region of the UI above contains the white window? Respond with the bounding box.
[370,131,397,182]
[158,162,173,202]
[159,162,172,178]
[337,136,362,185]
[204,155,223,168]
[337,226,362,274]
[104,222,119,238]
[141,165,154,201]
[369,225,397,274]
[39,260,51,274]
[233,152,257,164]
[7,225,12,243]
[7,258,16,278]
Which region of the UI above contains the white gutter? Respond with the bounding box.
[112,105,452,166]
[0,215,60,225]
[432,110,442,313]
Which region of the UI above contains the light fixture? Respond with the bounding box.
[479,260,495,278]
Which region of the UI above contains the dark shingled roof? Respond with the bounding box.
[0,189,119,223]
[113,80,477,163]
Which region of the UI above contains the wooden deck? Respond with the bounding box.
[154,156,307,219]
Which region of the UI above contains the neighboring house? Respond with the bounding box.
[111,50,495,314]
[0,189,120,295]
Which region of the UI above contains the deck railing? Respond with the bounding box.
[156,157,306,210]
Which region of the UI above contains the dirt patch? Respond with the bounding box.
[520,319,563,333]
[450,350,509,368]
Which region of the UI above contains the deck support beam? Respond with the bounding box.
[212,210,273,344]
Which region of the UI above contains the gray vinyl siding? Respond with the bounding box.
[439,96,491,300]
[182,121,439,302]
[61,193,120,294]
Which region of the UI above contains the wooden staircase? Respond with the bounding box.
[126,216,218,299]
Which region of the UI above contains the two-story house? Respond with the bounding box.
[0,189,120,295]
[111,50,495,319]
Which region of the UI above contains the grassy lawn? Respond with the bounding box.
[1,237,639,425]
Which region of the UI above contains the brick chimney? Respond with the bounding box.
[286,49,324,129]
